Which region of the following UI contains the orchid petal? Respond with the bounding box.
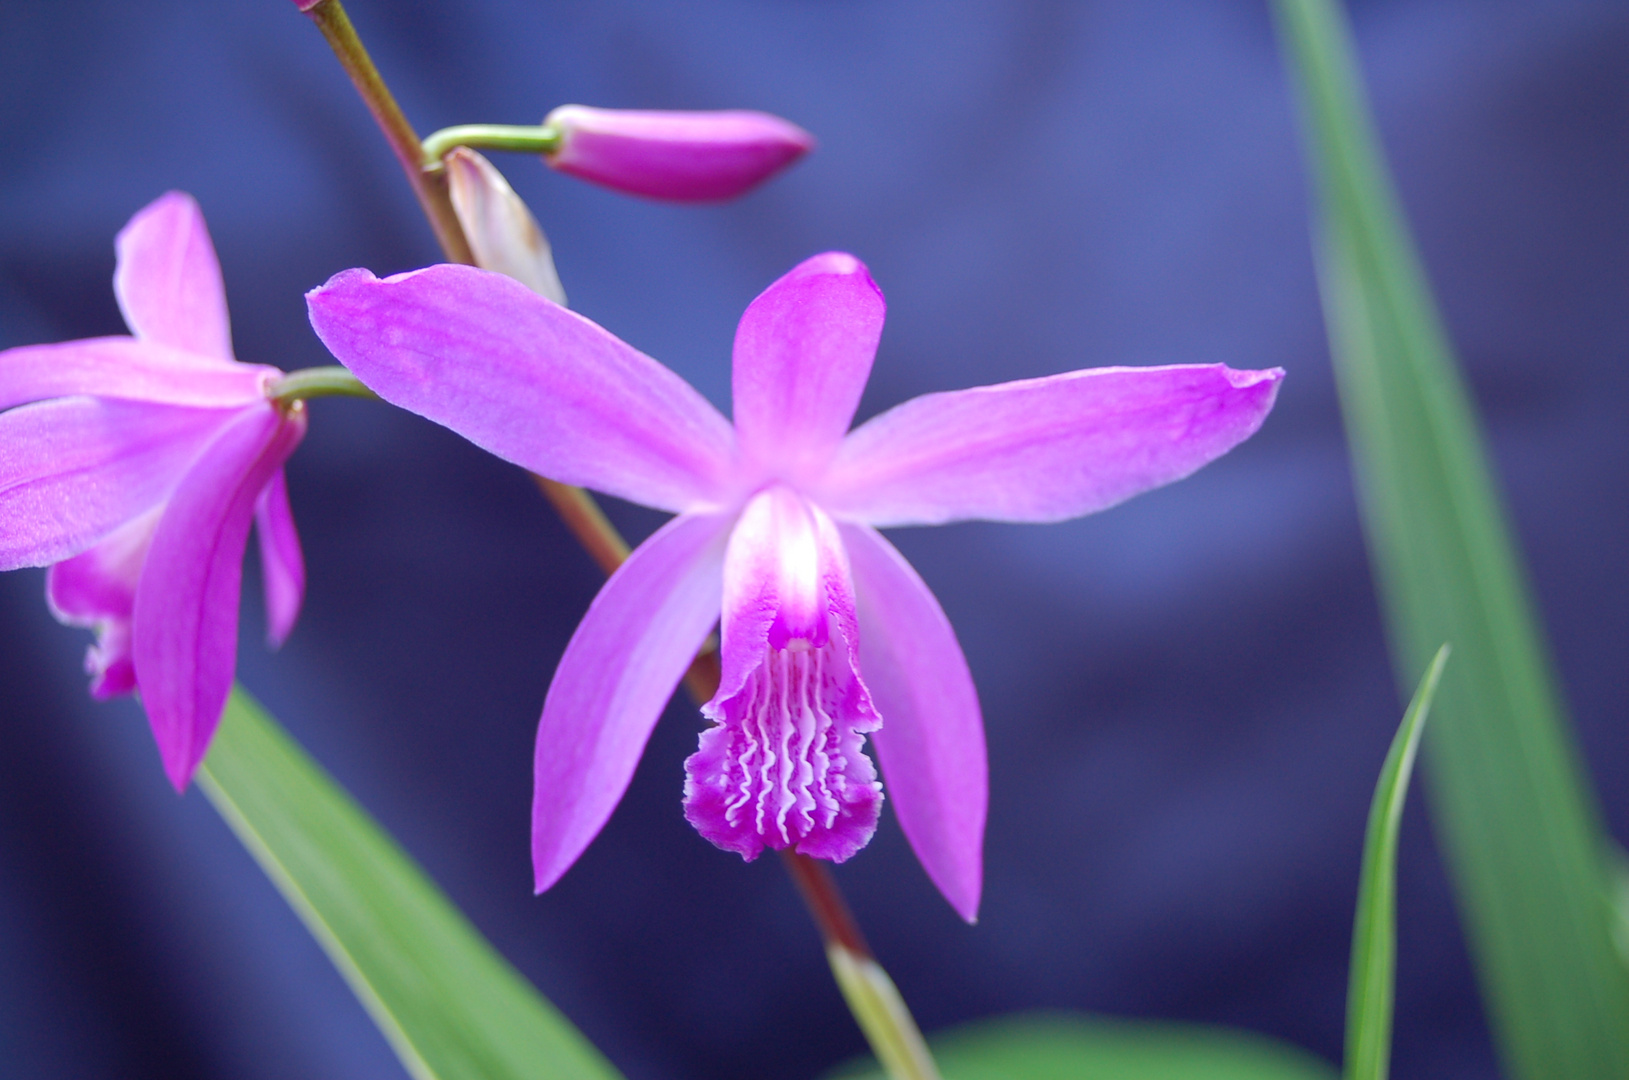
[732,253,885,481]
[46,508,161,701]
[133,403,307,791]
[0,398,237,570]
[840,522,985,922]
[0,338,273,411]
[817,364,1284,527]
[307,265,738,513]
[114,192,235,361]
[255,468,304,648]
[533,510,732,892]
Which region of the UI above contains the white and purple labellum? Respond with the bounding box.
[684,485,882,861]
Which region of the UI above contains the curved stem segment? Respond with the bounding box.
[302,10,939,1078]
[423,124,562,165]
[268,366,377,403]
[302,0,474,265]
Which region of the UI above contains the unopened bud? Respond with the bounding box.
[541,105,814,202]
[444,147,567,306]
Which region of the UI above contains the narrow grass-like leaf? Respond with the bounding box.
[1346,644,1447,1080]
[1270,3,1629,1078]
[825,1012,1337,1080]
[195,685,622,1080]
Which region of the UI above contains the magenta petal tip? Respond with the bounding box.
[542,105,815,202]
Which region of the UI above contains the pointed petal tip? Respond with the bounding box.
[532,858,565,896]
[1223,364,1286,389]
[790,251,864,278]
[161,750,198,794]
[305,265,380,304]
[119,191,201,235]
[778,251,883,300]
[933,865,982,924]
[114,191,235,361]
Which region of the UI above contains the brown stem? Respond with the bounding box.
[530,474,723,703]
[530,475,630,576]
[304,0,474,265]
[781,850,874,959]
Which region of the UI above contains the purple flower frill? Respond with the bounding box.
[306,252,1283,921]
[0,192,307,791]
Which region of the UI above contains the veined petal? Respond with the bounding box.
[0,338,274,411]
[533,510,732,892]
[255,468,304,648]
[114,192,235,361]
[731,253,885,480]
[840,521,985,922]
[817,364,1284,527]
[307,265,739,514]
[0,398,239,570]
[46,508,161,701]
[133,403,307,792]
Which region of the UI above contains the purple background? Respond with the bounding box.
[1,1,1626,1078]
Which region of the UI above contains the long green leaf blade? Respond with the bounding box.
[1346,644,1447,1080]
[196,685,622,1080]
[826,1012,1337,1080]
[1270,3,1629,1077]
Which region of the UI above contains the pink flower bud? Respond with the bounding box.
[445,148,567,306]
[541,105,814,202]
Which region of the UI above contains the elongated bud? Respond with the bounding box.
[541,105,814,202]
[444,148,568,306]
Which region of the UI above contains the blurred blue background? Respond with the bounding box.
[1,1,1625,1077]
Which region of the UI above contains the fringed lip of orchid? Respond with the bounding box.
[306,249,1283,922]
[0,191,309,792]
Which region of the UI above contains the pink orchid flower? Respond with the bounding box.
[0,192,307,791]
[542,105,815,202]
[306,253,1282,920]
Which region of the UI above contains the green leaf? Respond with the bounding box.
[195,685,623,1080]
[825,1012,1336,1080]
[1345,644,1447,1080]
[1270,3,1629,1078]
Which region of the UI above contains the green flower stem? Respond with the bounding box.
[302,0,474,265]
[301,10,939,1076]
[783,851,943,1080]
[827,948,944,1080]
[422,124,563,166]
[268,366,377,403]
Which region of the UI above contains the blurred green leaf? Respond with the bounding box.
[1270,2,1629,1077]
[196,685,622,1080]
[826,1012,1336,1080]
[1346,644,1447,1080]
